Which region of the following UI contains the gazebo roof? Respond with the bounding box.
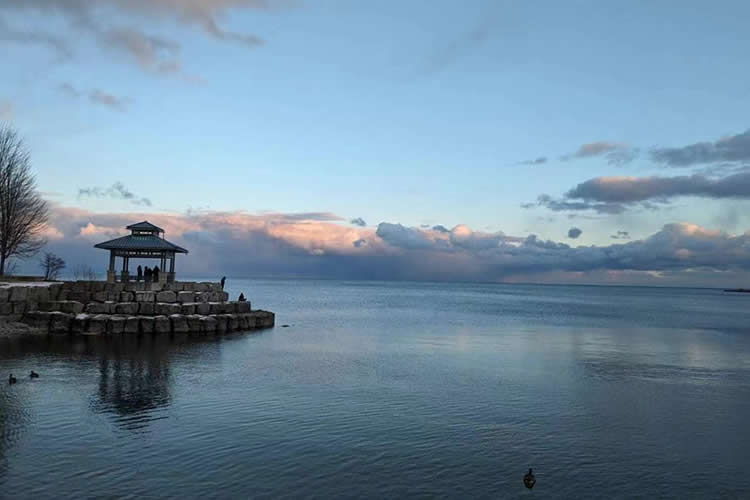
[126,220,164,233]
[94,234,188,253]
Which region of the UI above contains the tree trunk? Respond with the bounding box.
[0,254,5,276]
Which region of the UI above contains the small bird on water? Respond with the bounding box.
[29,370,39,379]
[8,374,17,384]
[523,468,536,490]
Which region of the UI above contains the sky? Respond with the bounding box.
[2,0,750,285]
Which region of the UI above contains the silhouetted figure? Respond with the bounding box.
[220,276,226,290]
[523,468,536,490]
[153,266,160,282]
[145,266,152,282]
[29,370,39,379]
[9,374,17,384]
[238,293,246,302]
[137,265,143,282]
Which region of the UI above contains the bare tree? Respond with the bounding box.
[40,252,65,280]
[0,125,49,275]
[72,264,98,280]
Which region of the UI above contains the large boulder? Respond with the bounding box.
[170,314,188,333]
[177,291,195,303]
[182,282,195,291]
[140,316,155,334]
[153,315,171,334]
[0,302,12,315]
[227,314,239,331]
[156,290,177,303]
[71,313,90,334]
[200,315,217,333]
[139,302,155,315]
[88,315,109,334]
[212,314,227,333]
[0,287,10,302]
[194,283,208,292]
[124,316,140,334]
[208,302,223,314]
[85,302,109,314]
[22,311,51,331]
[108,316,126,334]
[49,312,73,334]
[235,301,251,313]
[120,291,135,302]
[60,301,84,314]
[35,287,50,303]
[12,302,26,314]
[9,286,27,302]
[195,302,210,315]
[194,292,210,303]
[219,291,229,302]
[135,291,155,303]
[93,291,108,302]
[244,313,257,329]
[256,311,275,328]
[186,314,202,333]
[114,302,139,315]
[156,302,180,315]
[180,303,195,315]
[237,314,249,330]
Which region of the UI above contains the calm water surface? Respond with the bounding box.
[1,280,750,499]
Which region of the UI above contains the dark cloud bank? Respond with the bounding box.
[28,206,750,286]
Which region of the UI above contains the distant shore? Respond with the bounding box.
[724,288,750,293]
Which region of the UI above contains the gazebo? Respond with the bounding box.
[94,221,188,283]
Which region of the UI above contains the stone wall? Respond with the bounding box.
[0,280,275,336]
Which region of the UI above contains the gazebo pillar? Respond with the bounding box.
[168,253,176,283]
[121,255,130,283]
[159,253,167,284]
[107,251,116,283]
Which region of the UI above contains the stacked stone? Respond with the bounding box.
[7,280,275,336]
[22,309,274,336]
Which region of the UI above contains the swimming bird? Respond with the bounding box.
[29,370,39,379]
[9,374,17,384]
[523,468,536,490]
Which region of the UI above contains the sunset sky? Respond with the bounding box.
[2,1,750,285]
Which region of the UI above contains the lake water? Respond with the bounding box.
[1,280,750,499]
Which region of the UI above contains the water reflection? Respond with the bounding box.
[0,333,232,434]
[91,336,173,431]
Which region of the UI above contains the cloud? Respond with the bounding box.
[0,0,268,75]
[527,171,750,213]
[59,83,129,111]
[88,89,128,111]
[78,182,151,206]
[0,17,73,60]
[29,205,750,286]
[350,217,366,227]
[561,141,638,166]
[566,172,750,203]
[651,129,750,167]
[611,231,630,240]
[514,156,547,166]
[522,194,626,215]
[567,227,582,239]
[432,225,450,233]
[375,223,436,250]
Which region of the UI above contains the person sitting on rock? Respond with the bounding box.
[238,293,246,302]
[523,468,536,490]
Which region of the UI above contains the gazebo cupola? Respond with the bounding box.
[94,221,188,283]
